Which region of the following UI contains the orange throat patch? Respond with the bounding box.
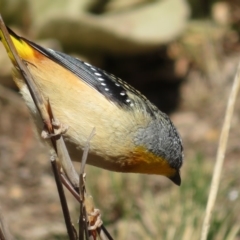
[123,146,177,177]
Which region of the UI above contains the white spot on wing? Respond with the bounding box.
[83,62,91,67]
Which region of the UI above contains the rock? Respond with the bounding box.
[33,0,190,54]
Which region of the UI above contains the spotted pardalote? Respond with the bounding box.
[0,24,183,185]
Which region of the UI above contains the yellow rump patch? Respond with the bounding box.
[0,29,36,64]
[10,35,35,60]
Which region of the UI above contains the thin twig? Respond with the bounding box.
[51,156,76,240]
[79,128,95,240]
[80,128,96,175]
[0,17,76,239]
[77,128,113,240]
[60,172,114,240]
[57,136,79,189]
[200,63,240,240]
[46,99,79,190]
[99,226,114,240]
[61,173,81,202]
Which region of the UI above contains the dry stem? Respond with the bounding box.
[200,63,240,240]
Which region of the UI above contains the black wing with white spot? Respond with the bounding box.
[25,39,157,114]
[52,51,134,108]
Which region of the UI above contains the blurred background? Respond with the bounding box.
[0,0,240,239]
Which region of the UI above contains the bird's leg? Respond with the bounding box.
[41,118,69,139]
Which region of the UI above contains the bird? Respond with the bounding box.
[0,25,183,186]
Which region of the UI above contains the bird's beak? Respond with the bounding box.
[168,170,181,186]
